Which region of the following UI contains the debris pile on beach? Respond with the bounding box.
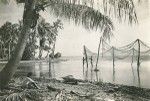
[0,77,150,101]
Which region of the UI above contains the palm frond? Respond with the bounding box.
[2,90,43,101]
[103,0,138,24]
[46,0,114,40]
[0,0,139,40]
[2,93,25,101]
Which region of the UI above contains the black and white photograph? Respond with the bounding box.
[0,0,150,101]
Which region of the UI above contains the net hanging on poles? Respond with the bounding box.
[83,39,150,85]
[83,39,150,61]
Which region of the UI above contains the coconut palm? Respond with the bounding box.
[0,19,62,60]
[37,18,63,59]
[21,18,63,60]
[0,22,19,60]
[0,0,139,88]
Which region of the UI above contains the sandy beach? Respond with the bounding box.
[1,77,150,101]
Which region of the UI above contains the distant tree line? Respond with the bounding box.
[0,18,63,60]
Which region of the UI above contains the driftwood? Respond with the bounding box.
[47,85,60,91]
[62,75,78,85]
[62,75,89,85]
[70,91,95,98]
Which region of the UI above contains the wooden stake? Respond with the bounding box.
[90,56,93,82]
[112,47,115,82]
[84,45,89,80]
[137,39,141,87]
[102,38,104,58]
[95,37,102,81]
[49,56,52,78]
[82,57,85,78]
[131,48,135,84]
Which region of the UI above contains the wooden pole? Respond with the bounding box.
[137,39,141,87]
[95,37,102,82]
[112,47,115,82]
[82,57,85,78]
[131,48,135,84]
[48,43,56,78]
[102,38,104,58]
[90,56,94,82]
[49,56,52,78]
[84,45,89,80]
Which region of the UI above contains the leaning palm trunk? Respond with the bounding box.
[0,0,138,89]
[0,0,36,89]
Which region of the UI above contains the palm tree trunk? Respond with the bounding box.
[3,44,5,59]
[0,44,3,59]
[0,0,36,89]
[8,42,10,60]
[52,42,56,58]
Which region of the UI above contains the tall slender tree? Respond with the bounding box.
[0,0,138,89]
[0,22,19,60]
[37,18,63,59]
[0,0,36,88]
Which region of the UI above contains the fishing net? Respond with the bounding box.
[83,39,150,61]
[83,39,150,82]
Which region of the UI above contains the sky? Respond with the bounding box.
[0,0,150,56]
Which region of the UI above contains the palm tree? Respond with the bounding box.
[0,36,3,59]
[0,22,19,60]
[37,18,63,59]
[21,17,63,60]
[0,0,138,89]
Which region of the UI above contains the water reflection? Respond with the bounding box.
[16,57,150,89]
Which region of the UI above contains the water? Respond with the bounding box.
[16,56,150,89]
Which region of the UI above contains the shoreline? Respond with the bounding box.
[0,58,68,64]
[1,77,150,101]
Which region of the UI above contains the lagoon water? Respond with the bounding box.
[17,56,150,89]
